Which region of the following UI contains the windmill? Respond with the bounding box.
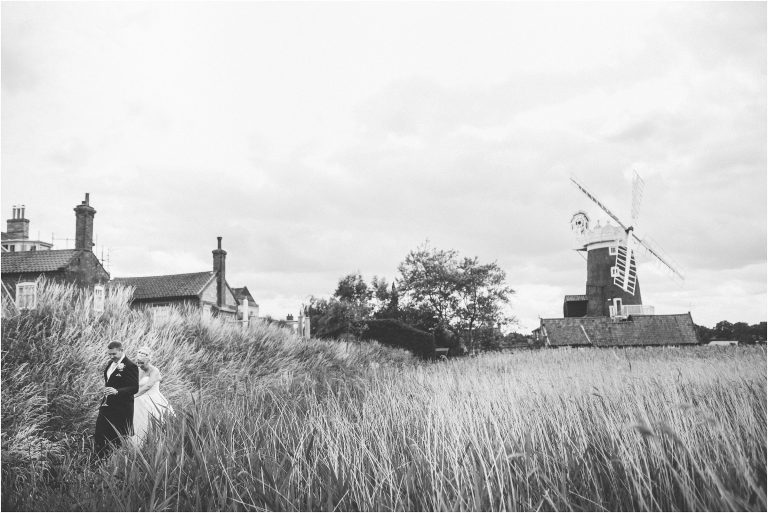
[567,171,684,318]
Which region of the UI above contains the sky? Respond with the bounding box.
[1,1,765,332]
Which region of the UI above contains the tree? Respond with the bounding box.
[396,243,461,329]
[334,273,371,305]
[396,241,515,352]
[308,274,373,339]
[370,276,398,319]
[712,320,734,341]
[454,257,516,354]
[313,298,368,340]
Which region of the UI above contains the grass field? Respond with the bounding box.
[2,281,766,511]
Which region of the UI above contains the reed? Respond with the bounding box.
[2,279,766,511]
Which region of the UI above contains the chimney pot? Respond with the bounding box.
[217,236,222,249]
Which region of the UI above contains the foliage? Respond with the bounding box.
[453,256,515,353]
[695,320,767,344]
[361,319,436,359]
[396,241,516,351]
[334,272,372,305]
[309,297,369,340]
[308,244,515,353]
[433,323,463,355]
[397,244,461,327]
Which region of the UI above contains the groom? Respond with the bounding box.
[94,341,139,457]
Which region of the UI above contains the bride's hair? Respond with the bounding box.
[137,346,153,359]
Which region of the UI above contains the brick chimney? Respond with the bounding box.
[74,193,96,251]
[6,205,29,239]
[212,236,227,308]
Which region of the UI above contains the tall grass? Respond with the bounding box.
[2,279,766,511]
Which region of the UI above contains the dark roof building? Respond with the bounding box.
[535,313,699,347]
[1,194,109,298]
[231,286,259,319]
[111,237,247,319]
[113,271,217,302]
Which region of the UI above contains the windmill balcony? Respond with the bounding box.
[610,304,655,317]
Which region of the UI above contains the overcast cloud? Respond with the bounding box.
[2,2,765,331]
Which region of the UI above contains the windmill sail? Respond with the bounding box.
[631,170,644,223]
[613,238,638,295]
[630,233,684,281]
[570,177,628,230]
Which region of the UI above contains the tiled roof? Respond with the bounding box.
[1,249,79,273]
[564,295,588,301]
[541,313,699,347]
[231,286,258,306]
[112,271,215,301]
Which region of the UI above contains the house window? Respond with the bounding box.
[93,285,105,313]
[15,282,37,310]
[30,246,37,251]
[151,306,171,323]
[9,245,15,252]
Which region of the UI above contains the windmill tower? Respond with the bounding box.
[567,172,684,318]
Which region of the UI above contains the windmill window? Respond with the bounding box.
[93,285,105,313]
[15,282,37,310]
[609,245,618,255]
[610,266,619,278]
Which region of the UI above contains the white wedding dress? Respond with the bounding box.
[133,374,173,442]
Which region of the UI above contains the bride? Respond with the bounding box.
[133,346,173,442]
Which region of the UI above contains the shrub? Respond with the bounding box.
[362,318,436,358]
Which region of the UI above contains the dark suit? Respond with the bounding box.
[94,356,139,457]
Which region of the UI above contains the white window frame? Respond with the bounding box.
[93,285,106,313]
[610,266,619,278]
[16,282,37,310]
[151,305,171,323]
[609,245,618,256]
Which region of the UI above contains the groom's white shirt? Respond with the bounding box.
[106,354,125,381]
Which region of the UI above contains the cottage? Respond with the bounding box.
[112,237,251,320]
[534,313,699,347]
[231,286,260,321]
[1,194,110,306]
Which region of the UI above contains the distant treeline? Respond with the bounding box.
[308,241,516,356]
[695,320,766,344]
